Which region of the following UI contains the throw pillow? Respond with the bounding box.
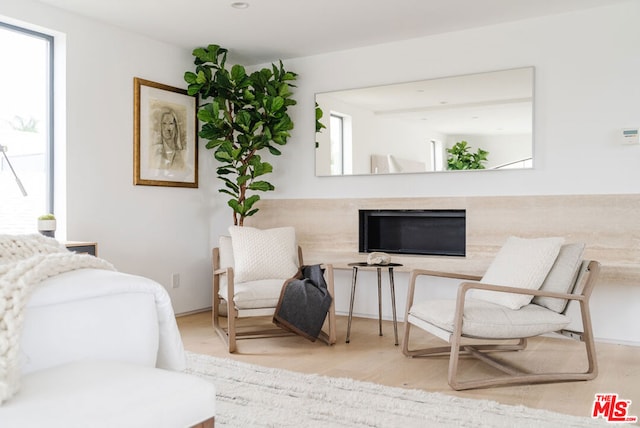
[229,226,299,283]
[473,236,564,310]
[533,243,585,313]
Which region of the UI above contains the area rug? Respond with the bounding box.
[185,352,606,427]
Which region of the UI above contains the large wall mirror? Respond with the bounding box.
[315,67,534,176]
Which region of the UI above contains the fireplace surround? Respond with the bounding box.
[359,209,466,257]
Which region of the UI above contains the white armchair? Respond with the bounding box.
[402,237,600,390]
[212,226,336,352]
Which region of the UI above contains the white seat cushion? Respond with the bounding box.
[473,236,564,309]
[409,299,570,339]
[219,278,286,310]
[0,360,215,428]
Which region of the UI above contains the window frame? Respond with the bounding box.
[0,21,55,214]
[329,113,345,175]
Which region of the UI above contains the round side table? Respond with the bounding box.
[346,262,402,345]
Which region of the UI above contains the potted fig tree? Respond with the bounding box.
[184,44,297,226]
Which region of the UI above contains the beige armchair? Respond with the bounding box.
[212,227,336,353]
[402,237,600,390]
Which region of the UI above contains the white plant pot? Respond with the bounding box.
[38,219,56,238]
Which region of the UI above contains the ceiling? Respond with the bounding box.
[35,0,627,65]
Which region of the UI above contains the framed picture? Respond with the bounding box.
[134,77,198,188]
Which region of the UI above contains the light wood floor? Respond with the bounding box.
[177,311,640,420]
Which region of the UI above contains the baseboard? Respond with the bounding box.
[593,337,640,347]
[176,306,212,317]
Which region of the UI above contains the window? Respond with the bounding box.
[430,139,444,171]
[0,22,54,234]
[329,112,353,175]
[329,113,344,175]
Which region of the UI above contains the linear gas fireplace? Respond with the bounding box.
[359,209,466,257]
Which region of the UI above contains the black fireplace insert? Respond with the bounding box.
[359,209,466,257]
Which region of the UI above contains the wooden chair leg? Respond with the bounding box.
[316,264,337,345]
[226,301,237,353]
[212,299,233,353]
[325,264,337,344]
[191,417,214,428]
[401,321,412,356]
[580,300,598,378]
[327,306,337,344]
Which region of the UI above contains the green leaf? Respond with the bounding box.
[204,139,226,149]
[253,163,273,178]
[273,115,293,132]
[243,89,256,102]
[235,110,252,133]
[278,84,291,98]
[267,146,282,156]
[197,106,214,123]
[228,199,242,215]
[216,70,232,90]
[248,181,275,192]
[243,194,261,211]
[192,47,208,61]
[223,180,239,193]
[214,150,232,163]
[184,71,197,84]
[315,102,326,133]
[187,84,201,96]
[230,64,246,82]
[271,96,285,112]
[237,174,251,186]
[195,70,208,84]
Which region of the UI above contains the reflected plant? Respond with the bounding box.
[446,140,489,170]
[315,102,326,148]
[7,116,39,133]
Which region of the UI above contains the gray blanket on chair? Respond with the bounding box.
[273,264,332,342]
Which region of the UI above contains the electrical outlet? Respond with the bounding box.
[171,273,180,289]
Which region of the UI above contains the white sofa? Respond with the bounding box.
[0,268,216,428]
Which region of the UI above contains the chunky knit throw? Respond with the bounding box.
[0,234,115,404]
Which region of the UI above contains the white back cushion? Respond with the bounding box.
[218,235,234,269]
[533,243,585,313]
[473,236,564,309]
[229,226,299,283]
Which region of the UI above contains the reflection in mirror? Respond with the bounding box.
[315,67,534,176]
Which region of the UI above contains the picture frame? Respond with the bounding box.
[134,77,198,188]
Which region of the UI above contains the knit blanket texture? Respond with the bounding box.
[0,234,115,404]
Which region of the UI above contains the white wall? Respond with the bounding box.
[1,0,216,314]
[3,1,640,341]
[267,2,640,202]
[243,2,640,344]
